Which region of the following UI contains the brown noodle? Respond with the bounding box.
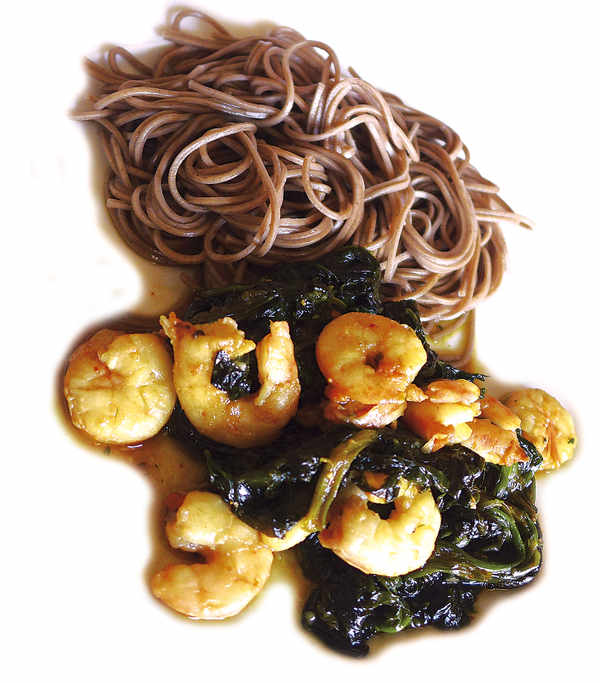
[74,9,531,350]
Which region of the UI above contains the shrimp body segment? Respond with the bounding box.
[64,329,176,444]
[316,313,427,404]
[151,492,273,620]
[160,313,300,448]
[323,399,407,428]
[166,491,260,553]
[402,379,482,453]
[151,548,273,620]
[503,389,576,470]
[316,312,427,427]
[319,484,441,576]
[479,396,521,432]
[461,419,527,466]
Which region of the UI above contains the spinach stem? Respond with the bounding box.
[303,429,378,532]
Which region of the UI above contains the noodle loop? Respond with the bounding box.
[74,10,531,326]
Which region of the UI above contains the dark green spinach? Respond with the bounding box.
[167,246,543,656]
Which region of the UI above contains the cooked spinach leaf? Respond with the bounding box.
[298,534,481,656]
[211,350,259,400]
[298,435,543,655]
[166,246,544,656]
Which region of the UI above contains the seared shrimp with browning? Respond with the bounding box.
[161,314,300,448]
[316,312,427,427]
[402,379,482,452]
[402,382,530,465]
[461,396,527,465]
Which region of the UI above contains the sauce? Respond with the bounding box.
[58,391,312,620]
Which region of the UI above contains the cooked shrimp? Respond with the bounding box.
[151,491,273,619]
[64,329,176,445]
[402,379,481,453]
[151,548,273,620]
[165,491,261,553]
[461,418,527,465]
[317,313,427,404]
[160,313,300,448]
[479,396,521,432]
[316,312,427,427]
[424,379,481,405]
[503,388,576,470]
[460,396,526,465]
[406,383,427,403]
[323,398,406,428]
[319,484,441,576]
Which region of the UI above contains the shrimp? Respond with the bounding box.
[319,483,441,576]
[160,313,300,448]
[323,399,406,428]
[151,491,273,619]
[165,490,261,553]
[461,396,527,465]
[461,419,527,465]
[316,312,427,427]
[503,388,576,470]
[63,329,176,445]
[424,379,481,405]
[479,396,521,431]
[402,379,481,453]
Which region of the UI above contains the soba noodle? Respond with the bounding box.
[74,9,531,345]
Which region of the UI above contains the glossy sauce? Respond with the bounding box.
[58,385,312,624]
[58,297,480,628]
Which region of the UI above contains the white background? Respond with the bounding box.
[2,0,598,680]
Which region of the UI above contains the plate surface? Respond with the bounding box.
[6,1,598,681]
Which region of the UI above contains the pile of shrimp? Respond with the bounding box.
[64,309,576,619]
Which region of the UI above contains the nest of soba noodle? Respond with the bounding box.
[74,9,531,351]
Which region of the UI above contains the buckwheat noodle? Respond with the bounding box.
[74,9,531,361]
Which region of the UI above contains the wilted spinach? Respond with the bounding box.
[167,246,544,656]
[185,246,481,402]
[297,433,542,655]
[185,246,383,403]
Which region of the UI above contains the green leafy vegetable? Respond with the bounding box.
[298,436,542,655]
[211,350,258,400]
[167,246,544,656]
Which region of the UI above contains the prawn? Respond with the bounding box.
[316,312,427,427]
[461,396,527,465]
[402,379,482,452]
[151,491,273,619]
[323,399,407,428]
[461,419,527,465]
[160,313,300,448]
[503,388,576,470]
[63,329,176,445]
[319,483,441,576]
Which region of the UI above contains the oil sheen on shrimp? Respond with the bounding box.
[503,388,576,470]
[151,491,273,620]
[319,484,441,576]
[316,312,427,427]
[64,329,176,445]
[160,313,300,448]
[402,379,482,452]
